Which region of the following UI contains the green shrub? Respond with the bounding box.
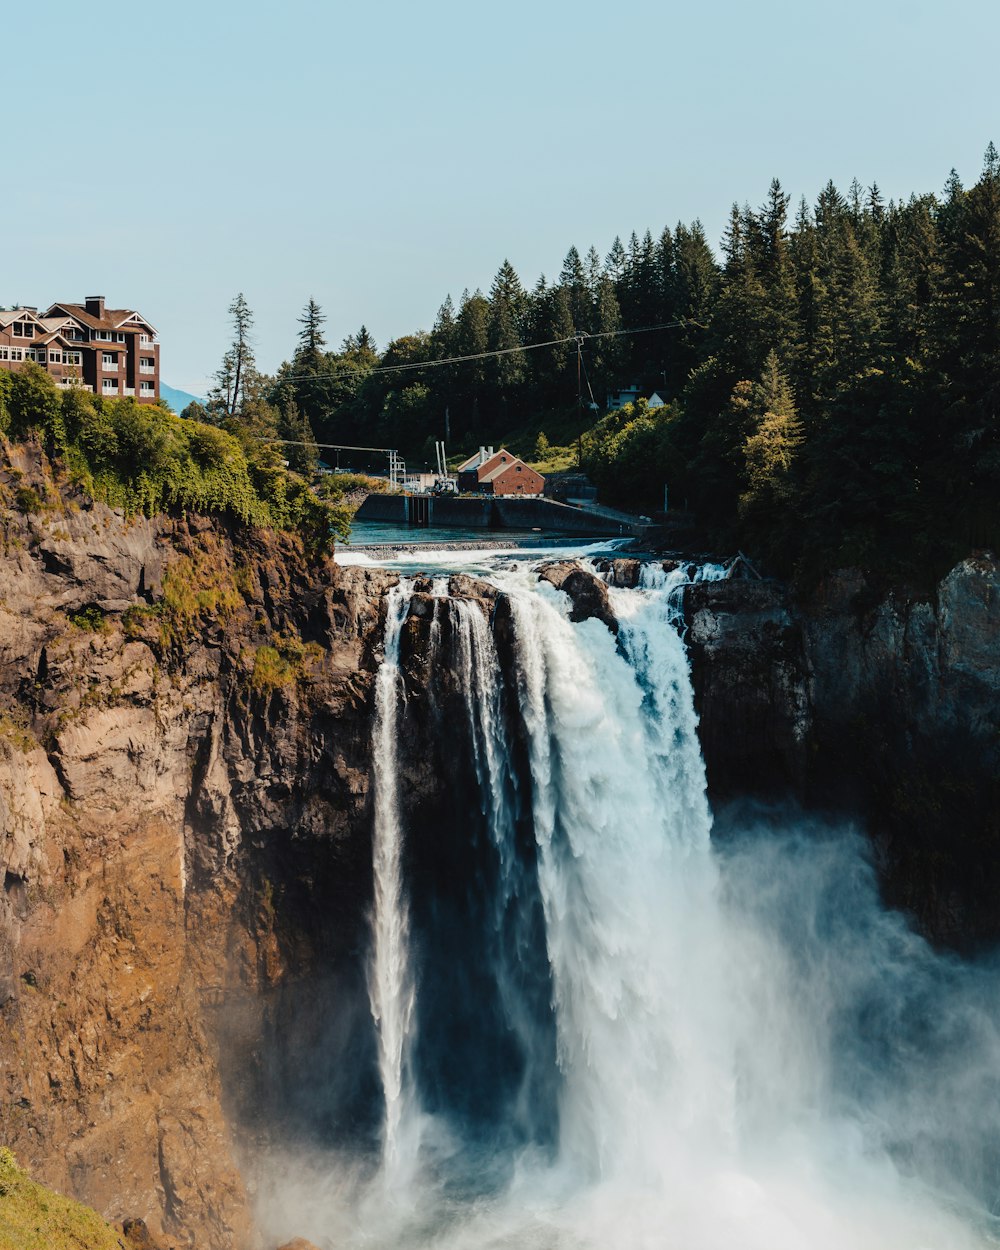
[14,486,43,514]
[3,369,344,553]
[67,605,107,632]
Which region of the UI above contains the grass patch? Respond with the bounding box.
[13,486,44,515]
[249,632,324,692]
[0,710,38,753]
[143,547,246,649]
[0,1148,123,1250]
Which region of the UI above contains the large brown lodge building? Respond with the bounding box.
[0,296,159,403]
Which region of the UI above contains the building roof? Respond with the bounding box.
[456,445,504,473]
[480,458,542,483]
[46,302,156,334]
[0,309,44,330]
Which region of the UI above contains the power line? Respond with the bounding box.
[265,319,692,387]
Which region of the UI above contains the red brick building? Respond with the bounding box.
[0,296,159,403]
[456,446,545,496]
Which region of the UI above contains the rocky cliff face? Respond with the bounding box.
[683,555,1000,947]
[0,446,397,1248]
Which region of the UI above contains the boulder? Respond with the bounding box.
[537,562,618,634]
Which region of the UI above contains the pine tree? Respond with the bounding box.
[741,350,802,514]
[488,260,527,393]
[591,275,625,398]
[296,298,326,367]
[560,246,591,333]
[605,236,627,287]
[666,221,719,395]
[584,246,603,297]
[210,294,256,419]
[279,394,319,476]
[455,290,490,434]
[530,281,575,402]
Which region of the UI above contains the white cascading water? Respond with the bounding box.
[262,551,1000,1250]
[368,579,419,1183]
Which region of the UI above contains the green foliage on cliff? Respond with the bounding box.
[122,545,247,651]
[0,1148,123,1250]
[0,364,343,553]
[249,633,325,692]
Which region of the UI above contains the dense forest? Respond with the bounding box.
[192,148,1000,580]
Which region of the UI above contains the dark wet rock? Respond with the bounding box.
[538,562,618,634]
[683,555,1000,947]
[448,572,499,608]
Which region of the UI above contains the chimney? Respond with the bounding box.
[85,295,105,318]
[479,445,486,465]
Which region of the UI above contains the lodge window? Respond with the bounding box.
[12,322,33,339]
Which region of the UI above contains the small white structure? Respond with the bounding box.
[606,385,642,412]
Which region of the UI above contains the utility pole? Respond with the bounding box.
[576,335,584,468]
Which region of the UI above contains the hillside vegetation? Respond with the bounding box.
[0,1149,123,1250]
[0,364,348,551]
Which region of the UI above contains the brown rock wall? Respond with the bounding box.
[0,447,397,1248]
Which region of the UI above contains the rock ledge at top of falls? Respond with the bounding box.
[537,561,618,634]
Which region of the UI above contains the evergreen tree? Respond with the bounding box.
[279,394,319,476]
[455,290,490,435]
[560,245,591,333]
[296,297,326,367]
[488,260,527,395]
[606,236,627,287]
[591,275,625,399]
[740,350,803,530]
[529,280,574,402]
[227,293,255,417]
[666,221,719,395]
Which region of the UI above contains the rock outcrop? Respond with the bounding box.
[0,445,397,1248]
[683,555,1000,947]
[537,561,618,633]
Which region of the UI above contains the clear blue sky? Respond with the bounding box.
[5,0,997,395]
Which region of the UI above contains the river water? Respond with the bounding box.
[260,549,1000,1249]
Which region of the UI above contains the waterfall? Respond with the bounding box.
[264,554,1000,1250]
[504,570,733,1182]
[368,579,418,1180]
